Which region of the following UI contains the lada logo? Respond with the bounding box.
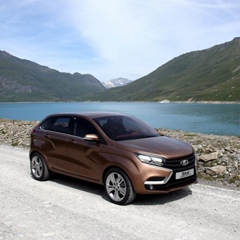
[180,159,189,166]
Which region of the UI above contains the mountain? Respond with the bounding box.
[1,38,239,102]
[102,78,133,89]
[92,37,240,101]
[0,51,105,102]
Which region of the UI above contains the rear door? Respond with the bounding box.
[43,116,74,171]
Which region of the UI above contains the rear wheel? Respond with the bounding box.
[30,153,50,181]
[104,168,136,205]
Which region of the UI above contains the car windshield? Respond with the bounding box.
[93,115,159,141]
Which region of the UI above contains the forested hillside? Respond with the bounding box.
[92,37,240,101]
[0,51,105,102]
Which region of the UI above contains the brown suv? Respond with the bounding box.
[30,112,197,204]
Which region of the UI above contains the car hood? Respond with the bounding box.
[115,136,193,158]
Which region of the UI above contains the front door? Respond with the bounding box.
[65,117,101,180]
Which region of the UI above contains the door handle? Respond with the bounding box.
[67,138,76,144]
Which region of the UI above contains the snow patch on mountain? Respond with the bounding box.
[102,78,132,89]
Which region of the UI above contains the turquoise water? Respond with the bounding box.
[0,102,239,136]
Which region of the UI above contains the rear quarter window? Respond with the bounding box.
[40,118,53,130]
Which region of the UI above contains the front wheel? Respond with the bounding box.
[104,168,136,205]
[30,152,50,181]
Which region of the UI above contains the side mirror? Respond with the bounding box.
[83,134,99,142]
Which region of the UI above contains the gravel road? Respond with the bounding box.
[1,145,239,240]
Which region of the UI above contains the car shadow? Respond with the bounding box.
[49,173,193,205]
[133,187,193,206]
[50,173,105,196]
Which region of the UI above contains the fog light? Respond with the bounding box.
[149,185,154,190]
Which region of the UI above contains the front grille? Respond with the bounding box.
[164,154,195,170]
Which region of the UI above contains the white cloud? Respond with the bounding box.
[62,0,239,80]
[0,0,239,81]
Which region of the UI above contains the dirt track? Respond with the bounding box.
[0,144,240,240]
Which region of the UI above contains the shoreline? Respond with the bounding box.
[0,101,239,104]
[0,118,239,189]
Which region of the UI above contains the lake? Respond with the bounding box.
[0,102,239,136]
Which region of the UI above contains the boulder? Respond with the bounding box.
[205,166,226,176]
[199,152,218,162]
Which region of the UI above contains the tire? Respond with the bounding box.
[30,152,50,181]
[104,168,136,205]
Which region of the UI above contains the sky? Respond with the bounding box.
[0,0,239,82]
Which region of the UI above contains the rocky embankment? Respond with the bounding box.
[0,118,239,188]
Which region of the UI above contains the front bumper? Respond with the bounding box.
[134,154,198,194]
[144,166,197,191]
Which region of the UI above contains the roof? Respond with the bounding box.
[42,111,128,120]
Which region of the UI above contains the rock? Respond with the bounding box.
[205,166,226,176]
[234,161,239,169]
[0,118,38,147]
[225,146,234,153]
[192,144,203,151]
[199,152,218,162]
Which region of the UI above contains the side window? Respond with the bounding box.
[75,118,98,137]
[51,117,72,134]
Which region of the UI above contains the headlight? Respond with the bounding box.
[136,154,165,167]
